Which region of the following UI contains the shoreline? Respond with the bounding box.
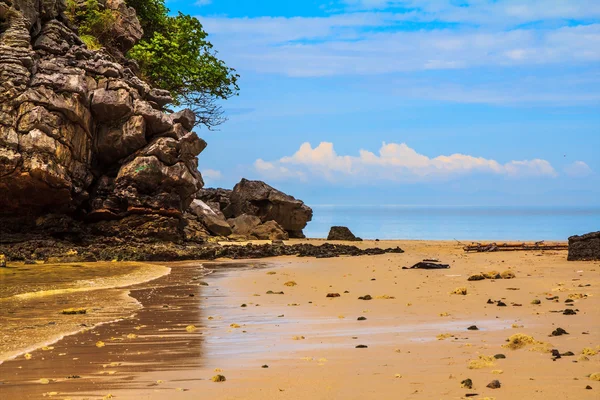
[0,240,597,399]
[0,262,172,364]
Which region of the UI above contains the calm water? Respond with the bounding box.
[303,206,600,241]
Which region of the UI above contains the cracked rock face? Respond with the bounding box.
[0,0,205,239]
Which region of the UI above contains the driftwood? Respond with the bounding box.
[464,241,568,253]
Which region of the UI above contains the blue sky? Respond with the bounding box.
[169,0,599,206]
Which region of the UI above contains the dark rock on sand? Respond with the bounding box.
[327,226,362,241]
[568,231,600,261]
[468,274,486,281]
[563,309,577,315]
[486,379,502,389]
[355,345,368,348]
[467,325,479,331]
[358,295,372,300]
[357,316,367,321]
[486,380,501,389]
[493,354,506,359]
[461,378,473,389]
[551,328,569,336]
[497,301,507,307]
[403,261,449,269]
[326,293,341,298]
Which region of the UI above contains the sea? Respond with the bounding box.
[303,205,600,241]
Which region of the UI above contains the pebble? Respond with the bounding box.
[486,380,501,389]
[551,327,569,336]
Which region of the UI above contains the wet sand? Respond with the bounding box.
[0,240,598,399]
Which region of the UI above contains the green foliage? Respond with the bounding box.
[129,12,239,129]
[67,0,239,129]
[80,34,102,50]
[66,0,115,47]
[125,0,168,39]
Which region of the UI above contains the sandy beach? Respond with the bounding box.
[0,240,598,399]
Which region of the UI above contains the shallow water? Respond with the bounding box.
[0,262,171,362]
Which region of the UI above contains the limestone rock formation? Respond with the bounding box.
[568,231,600,261]
[327,226,362,241]
[0,0,206,242]
[218,179,313,238]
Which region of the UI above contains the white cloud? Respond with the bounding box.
[254,159,307,181]
[254,141,557,182]
[202,168,223,180]
[564,161,593,177]
[195,0,212,5]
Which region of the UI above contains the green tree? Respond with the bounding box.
[67,0,239,129]
[128,12,239,129]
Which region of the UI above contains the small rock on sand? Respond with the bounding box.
[326,293,341,298]
[467,325,479,330]
[460,378,473,389]
[355,345,368,348]
[551,327,569,336]
[358,295,372,300]
[486,380,501,389]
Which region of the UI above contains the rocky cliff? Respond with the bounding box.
[1,0,320,261]
[1,0,207,241]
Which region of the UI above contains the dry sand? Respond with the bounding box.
[0,240,598,399]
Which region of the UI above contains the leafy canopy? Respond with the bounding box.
[67,0,239,129]
[128,11,239,129]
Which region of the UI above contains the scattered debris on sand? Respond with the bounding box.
[450,287,468,295]
[468,355,495,369]
[464,241,567,253]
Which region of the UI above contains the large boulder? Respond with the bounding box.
[228,214,262,236]
[223,179,312,238]
[189,199,232,237]
[327,226,362,241]
[250,220,289,241]
[568,231,600,261]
